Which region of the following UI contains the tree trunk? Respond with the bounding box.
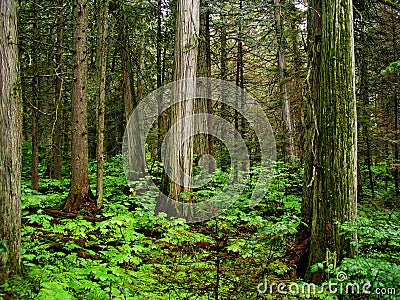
[391,13,399,197]
[220,18,227,82]
[53,1,64,180]
[47,0,64,180]
[169,0,200,202]
[394,85,399,196]
[290,15,304,162]
[302,0,358,283]
[274,0,295,161]
[234,0,244,181]
[195,0,213,172]
[119,16,145,183]
[157,0,163,162]
[218,16,230,170]
[64,0,94,212]
[121,41,134,123]
[359,24,375,198]
[155,0,169,197]
[156,0,170,163]
[31,0,39,190]
[95,0,109,208]
[0,0,23,277]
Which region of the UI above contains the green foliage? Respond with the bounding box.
[4,157,399,299]
[381,60,400,75]
[36,282,76,300]
[11,0,399,296]
[360,161,396,200]
[311,202,400,299]
[0,240,7,253]
[338,257,400,299]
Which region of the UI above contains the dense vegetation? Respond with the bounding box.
[0,0,399,299]
[0,158,399,299]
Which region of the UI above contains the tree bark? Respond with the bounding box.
[234,0,245,181]
[157,0,164,162]
[218,16,230,170]
[169,0,200,202]
[394,85,398,196]
[119,14,145,183]
[31,0,39,190]
[64,0,94,212]
[195,0,213,171]
[359,24,375,198]
[0,0,23,277]
[302,0,358,283]
[95,0,109,208]
[53,0,64,180]
[121,34,134,123]
[274,0,295,161]
[391,12,399,197]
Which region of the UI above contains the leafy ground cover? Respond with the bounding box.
[1,157,399,299]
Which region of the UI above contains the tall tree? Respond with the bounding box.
[357,21,375,198]
[31,0,39,190]
[234,0,245,181]
[119,15,134,125]
[95,0,109,208]
[389,11,399,197]
[195,0,213,171]
[52,0,64,180]
[64,0,94,211]
[168,0,200,202]
[274,0,295,161]
[301,0,358,282]
[119,11,145,183]
[156,0,168,165]
[0,0,23,277]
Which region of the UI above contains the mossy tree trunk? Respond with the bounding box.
[0,0,23,277]
[302,0,358,283]
[64,0,94,212]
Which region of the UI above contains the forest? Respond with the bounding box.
[0,0,399,299]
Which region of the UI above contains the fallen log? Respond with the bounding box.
[44,209,103,222]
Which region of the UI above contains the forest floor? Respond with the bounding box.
[1,157,399,299]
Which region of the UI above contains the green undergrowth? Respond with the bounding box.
[1,157,399,299]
